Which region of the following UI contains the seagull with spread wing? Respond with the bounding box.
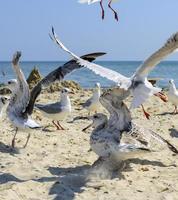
[82,87,178,174]
[1,52,105,147]
[78,0,119,21]
[49,28,178,118]
[2,52,41,148]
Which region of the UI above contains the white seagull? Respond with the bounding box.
[78,0,119,21]
[49,28,178,118]
[82,82,102,115]
[2,52,41,148]
[35,88,72,130]
[168,79,178,114]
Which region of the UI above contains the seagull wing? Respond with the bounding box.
[50,27,130,89]
[9,52,30,114]
[35,103,63,114]
[130,123,178,154]
[134,32,178,78]
[78,0,100,4]
[26,52,105,115]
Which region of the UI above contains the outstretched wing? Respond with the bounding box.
[49,27,130,89]
[134,32,178,78]
[130,123,178,154]
[25,52,106,115]
[8,52,30,114]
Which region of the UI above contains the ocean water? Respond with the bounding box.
[0,61,178,88]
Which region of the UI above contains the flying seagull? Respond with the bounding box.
[83,87,178,172]
[25,52,106,116]
[82,82,102,115]
[49,28,178,118]
[35,88,72,130]
[78,0,119,21]
[168,79,178,114]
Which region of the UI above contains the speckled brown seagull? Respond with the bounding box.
[84,87,178,171]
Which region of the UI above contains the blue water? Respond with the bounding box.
[0,61,178,88]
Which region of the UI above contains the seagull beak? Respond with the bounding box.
[72,116,89,121]
[82,122,93,132]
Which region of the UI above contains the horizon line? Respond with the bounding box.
[0,60,178,62]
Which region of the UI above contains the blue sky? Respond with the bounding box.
[0,0,178,61]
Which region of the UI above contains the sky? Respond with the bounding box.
[0,0,178,61]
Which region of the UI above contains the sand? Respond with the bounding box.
[0,87,178,200]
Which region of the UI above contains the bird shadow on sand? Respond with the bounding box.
[46,158,168,200]
[0,142,19,155]
[0,159,169,199]
[0,173,24,184]
[157,111,176,116]
[126,158,168,167]
[169,128,178,138]
[47,165,91,200]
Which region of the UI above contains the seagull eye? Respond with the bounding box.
[8,81,11,84]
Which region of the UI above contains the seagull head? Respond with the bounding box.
[82,113,107,131]
[0,79,17,92]
[102,87,129,103]
[169,79,174,85]
[60,87,74,96]
[95,82,101,89]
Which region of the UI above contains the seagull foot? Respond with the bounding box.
[154,92,168,102]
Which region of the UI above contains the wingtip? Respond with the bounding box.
[12,51,22,65]
[80,52,106,62]
[51,26,54,35]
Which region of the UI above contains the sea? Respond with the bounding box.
[0,61,178,88]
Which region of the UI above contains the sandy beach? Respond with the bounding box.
[0,84,178,200]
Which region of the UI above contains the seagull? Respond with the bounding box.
[1,52,41,148]
[35,88,72,130]
[25,52,106,116]
[82,82,102,115]
[168,79,178,114]
[0,51,105,147]
[82,87,178,171]
[49,28,178,119]
[0,96,9,118]
[78,0,119,21]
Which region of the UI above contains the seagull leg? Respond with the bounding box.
[12,128,18,148]
[108,0,118,21]
[100,0,105,20]
[57,121,65,130]
[173,105,178,114]
[52,120,61,130]
[154,92,168,102]
[141,104,150,120]
[23,133,31,148]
